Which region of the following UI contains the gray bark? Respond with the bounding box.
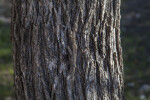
[11,0,124,100]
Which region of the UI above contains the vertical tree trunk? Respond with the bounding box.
[11,0,124,100]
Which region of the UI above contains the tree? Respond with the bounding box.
[11,0,124,100]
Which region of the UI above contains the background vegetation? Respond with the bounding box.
[0,0,150,100]
[122,0,150,99]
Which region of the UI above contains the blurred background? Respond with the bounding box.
[0,0,150,100]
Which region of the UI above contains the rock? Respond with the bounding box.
[5,96,11,100]
[140,84,150,93]
[140,94,146,100]
[127,82,135,87]
[136,13,141,19]
[0,16,10,23]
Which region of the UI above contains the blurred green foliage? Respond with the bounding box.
[121,0,150,99]
[0,21,14,100]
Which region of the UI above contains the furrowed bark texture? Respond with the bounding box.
[11,0,124,100]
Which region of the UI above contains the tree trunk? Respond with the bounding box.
[11,0,124,100]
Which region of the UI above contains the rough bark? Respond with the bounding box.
[11,0,124,100]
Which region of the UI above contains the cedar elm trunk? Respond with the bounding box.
[11,0,124,100]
